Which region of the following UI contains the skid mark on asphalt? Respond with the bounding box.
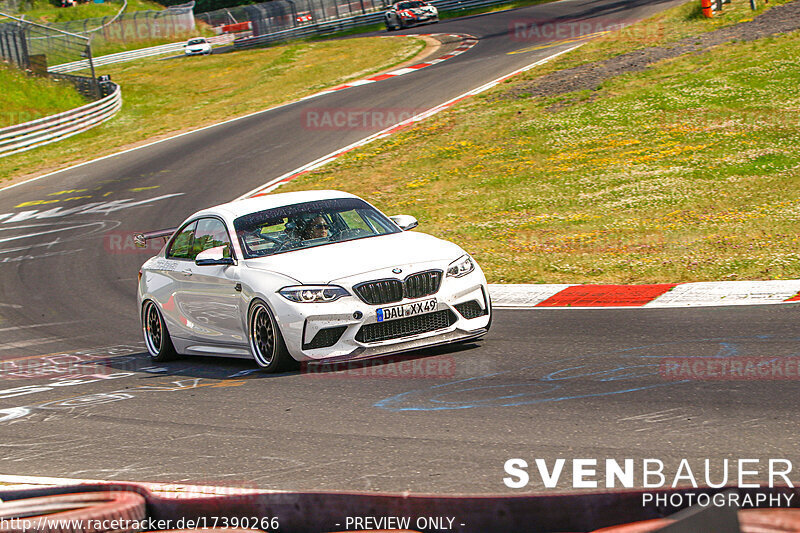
[375,336,800,411]
[0,344,258,424]
[0,321,78,333]
[617,408,770,441]
[0,377,246,424]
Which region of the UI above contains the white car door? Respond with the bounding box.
[179,217,246,348]
[158,220,198,341]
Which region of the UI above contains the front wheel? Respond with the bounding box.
[142,300,177,362]
[248,299,297,372]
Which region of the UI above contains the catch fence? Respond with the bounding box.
[200,0,386,35]
[49,2,196,44]
[0,12,99,92]
[234,0,515,48]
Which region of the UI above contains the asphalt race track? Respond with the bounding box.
[2,0,799,493]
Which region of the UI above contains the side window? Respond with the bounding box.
[340,210,371,232]
[192,218,233,260]
[167,221,197,259]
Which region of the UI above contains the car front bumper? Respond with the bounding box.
[271,270,491,362]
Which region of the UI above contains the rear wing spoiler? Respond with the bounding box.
[133,228,177,248]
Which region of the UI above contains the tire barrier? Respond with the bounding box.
[1,484,800,533]
[0,491,146,533]
[0,82,121,158]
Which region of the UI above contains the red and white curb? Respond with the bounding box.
[0,474,276,499]
[489,280,800,309]
[298,34,479,100]
[238,43,583,198]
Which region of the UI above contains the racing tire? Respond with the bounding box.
[0,491,146,533]
[248,299,298,373]
[385,21,395,31]
[142,300,178,362]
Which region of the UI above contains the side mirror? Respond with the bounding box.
[196,246,235,266]
[390,215,418,231]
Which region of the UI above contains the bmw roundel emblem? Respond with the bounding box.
[392,268,402,274]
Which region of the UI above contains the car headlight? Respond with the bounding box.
[279,285,350,303]
[447,254,475,278]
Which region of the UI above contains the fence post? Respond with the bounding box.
[286,0,298,27]
[86,37,100,99]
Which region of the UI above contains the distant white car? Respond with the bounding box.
[184,37,212,56]
[136,190,491,372]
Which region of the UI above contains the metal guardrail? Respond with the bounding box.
[0,82,121,158]
[48,34,236,73]
[234,0,510,48]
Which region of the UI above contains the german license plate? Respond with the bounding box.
[377,298,437,322]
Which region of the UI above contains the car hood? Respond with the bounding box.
[244,231,463,284]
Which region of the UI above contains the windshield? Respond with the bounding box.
[187,38,206,45]
[396,1,426,8]
[233,198,401,258]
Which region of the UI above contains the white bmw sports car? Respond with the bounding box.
[136,191,491,372]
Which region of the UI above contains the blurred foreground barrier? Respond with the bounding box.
[2,483,800,532]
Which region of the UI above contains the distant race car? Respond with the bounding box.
[136,190,491,372]
[184,37,212,56]
[385,0,439,30]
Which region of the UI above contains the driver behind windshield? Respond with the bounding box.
[302,215,330,240]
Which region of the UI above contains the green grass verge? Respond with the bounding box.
[0,63,86,128]
[513,0,793,75]
[90,24,217,57]
[277,3,800,284]
[0,36,426,184]
[14,0,164,24]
